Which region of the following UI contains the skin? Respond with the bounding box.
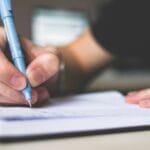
[0,27,60,106]
[0,26,149,108]
[126,89,150,108]
[59,28,150,108]
[58,28,113,92]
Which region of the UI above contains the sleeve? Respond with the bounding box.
[91,0,150,60]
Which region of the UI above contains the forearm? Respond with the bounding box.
[58,28,113,92]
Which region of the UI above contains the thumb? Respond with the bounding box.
[26,52,60,87]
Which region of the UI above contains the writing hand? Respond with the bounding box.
[0,27,60,106]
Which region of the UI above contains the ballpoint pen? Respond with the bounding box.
[0,0,32,107]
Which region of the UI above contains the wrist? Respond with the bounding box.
[57,28,114,93]
[59,28,113,73]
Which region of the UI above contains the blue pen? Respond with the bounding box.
[0,0,32,107]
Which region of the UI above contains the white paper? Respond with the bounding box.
[1,91,150,138]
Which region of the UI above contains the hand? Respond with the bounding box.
[0,27,60,106]
[125,88,150,108]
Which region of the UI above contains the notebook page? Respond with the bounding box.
[0,91,150,119]
[1,91,150,138]
[0,91,130,119]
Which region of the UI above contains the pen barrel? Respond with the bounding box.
[3,16,26,75]
[3,16,32,101]
[14,57,32,101]
[0,0,32,102]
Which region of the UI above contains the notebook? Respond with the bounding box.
[1,91,150,141]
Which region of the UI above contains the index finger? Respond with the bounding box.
[0,49,26,90]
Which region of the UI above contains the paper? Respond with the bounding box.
[1,91,150,139]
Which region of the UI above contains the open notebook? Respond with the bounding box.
[1,91,150,140]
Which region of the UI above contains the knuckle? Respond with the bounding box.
[43,52,56,62]
[45,51,60,64]
[42,52,60,70]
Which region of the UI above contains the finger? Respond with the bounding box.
[0,82,25,102]
[0,94,24,106]
[0,50,26,90]
[21,37,60,63]
[0,89,37,106]
[125,89,150,104]
[21,38,60,87]
[0,27,7,49]
[127,91,138,96]
[36,87,50,101]
[33,87,50,106]
[20,37,37,61]
[125,95,140,104]
[139,99,150,108]
[30,89,38,105]
[26,52,60,87]
[0,93,28,106]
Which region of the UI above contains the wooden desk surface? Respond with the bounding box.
[1,131,150,150]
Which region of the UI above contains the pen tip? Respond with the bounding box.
[27,100,32,108]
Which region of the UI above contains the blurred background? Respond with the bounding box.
[1,0,150,95]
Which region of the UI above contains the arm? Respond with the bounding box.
[58,28,113,92]
[59,0,150,108]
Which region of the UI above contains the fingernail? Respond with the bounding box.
[11,75,26,90]
[30,68,45,87]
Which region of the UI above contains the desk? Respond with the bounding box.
[86,69,150,92]
[1,131,150,150]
